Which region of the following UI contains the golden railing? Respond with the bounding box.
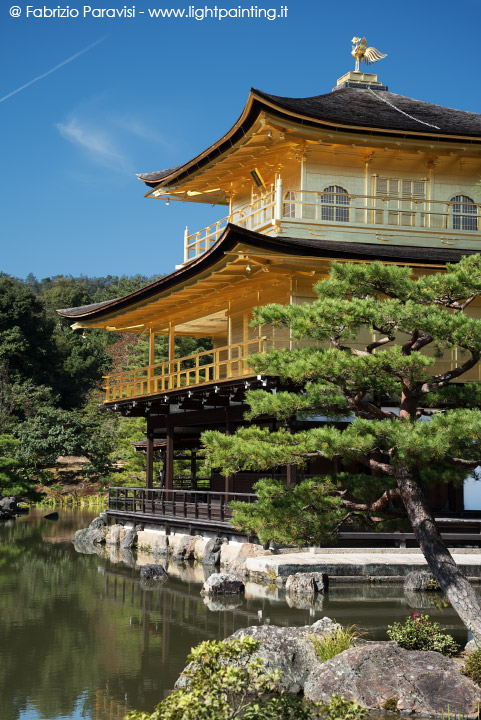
[184,192,276,261]
[183,186,481,262]
[103,336,276,402]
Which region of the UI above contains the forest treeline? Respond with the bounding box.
[0,271,171,499]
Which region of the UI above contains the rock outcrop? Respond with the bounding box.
[0,496,19,519]
[200,573,245,596]
[304,641,481,718]
[120,528,138,550]
[202,537,224,566]
[226,618,339,694]
[171,535,203,562]
[285,572,327,596]
[404,570,440,592]
[72,516,107,545]
[106,524,126,545]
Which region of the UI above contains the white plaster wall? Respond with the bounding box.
[464,470,481,511]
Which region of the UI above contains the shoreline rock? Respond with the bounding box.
[304,641,481,718]
[201,573,245,596]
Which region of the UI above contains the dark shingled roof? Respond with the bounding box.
[137,166,182,184]
[57,225,480,321]
[254,86,481,138]
[58,297,120,317]
[137,85,481,189]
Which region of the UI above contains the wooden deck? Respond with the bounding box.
[107,487,481,546]
[107,487,257,535]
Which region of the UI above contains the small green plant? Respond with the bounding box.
[382,697,399,711]
[462,647,481,686]
[317,695,366,720]
[387,614,459,657]
[310,625,360,662]
[124,636,366,720]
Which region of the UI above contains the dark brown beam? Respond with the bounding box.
[165,422,174,493]
[146,419,154,490]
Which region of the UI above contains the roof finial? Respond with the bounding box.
[351,37,387,73]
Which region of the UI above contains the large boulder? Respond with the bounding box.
[120,528,137,550]
[200,573,245,596]
[304,642,481,718]
[0,497,18,514]
[285,572,327,596]
[404,570,440,592]
[89,516,107,530]
[106,524,127,545]
[72,525,107,545]
[203,537,225,566]
[219,618,339,694]
[172,535,203,562]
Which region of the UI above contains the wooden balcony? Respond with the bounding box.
[107,486,257,533]
[103,336,278,403]
[184,183,481,262]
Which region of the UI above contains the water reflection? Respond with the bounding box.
[0,510,471,720]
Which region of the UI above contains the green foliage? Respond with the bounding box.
[15,400,118,476]
[231,477,346,546]
[124,636,366,720]
[0,434,40,499]
[202,256,481,547]
[382,697,399,711]
[462,647,481,686]
[310,625,360,662]
[386,614,460,656]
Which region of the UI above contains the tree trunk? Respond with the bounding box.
[396,465,481,640]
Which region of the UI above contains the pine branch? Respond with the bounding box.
[421,352,481,392]
[445,457,480,469]
[365,336,393,354]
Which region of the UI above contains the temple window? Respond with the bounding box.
[451,195,478,231]
[320,186,350,222]
[283,190,298,218]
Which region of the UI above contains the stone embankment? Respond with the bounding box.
[72,518,481,585]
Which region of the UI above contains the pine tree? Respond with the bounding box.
[202,255,481,640]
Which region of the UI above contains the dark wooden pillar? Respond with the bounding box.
[190,450,197,490]
[225,411,234,496]
[146,419,154,490]
[165,421,174,493]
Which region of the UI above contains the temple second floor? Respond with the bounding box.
[57,225,481,404]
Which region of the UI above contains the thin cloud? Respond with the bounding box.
[0,37,107,104]
[56,117,128,169]
[114,116,170,148]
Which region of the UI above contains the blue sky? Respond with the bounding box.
[2,0,481,280]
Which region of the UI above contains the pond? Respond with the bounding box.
[0,510,472,720]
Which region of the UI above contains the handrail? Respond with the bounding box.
[183,188,481,262]
[103,336,271,402]
[107,486,257,525]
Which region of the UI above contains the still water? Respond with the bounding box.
[0,510,471,720]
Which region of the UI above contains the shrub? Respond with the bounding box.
[124,636,366,720]
[386,614,459,656]
[310,625,360,662]
[462,647,481,686]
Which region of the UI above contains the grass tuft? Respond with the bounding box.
[310,625,361,662]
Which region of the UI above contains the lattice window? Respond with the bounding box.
[375,177,426,226]
[451,195,478,231]
[283,190,298,218]
[320,186,350,222]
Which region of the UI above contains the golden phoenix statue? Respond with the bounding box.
[351,37,387,72]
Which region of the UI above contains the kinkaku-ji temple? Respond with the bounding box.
[58,41,481,540]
